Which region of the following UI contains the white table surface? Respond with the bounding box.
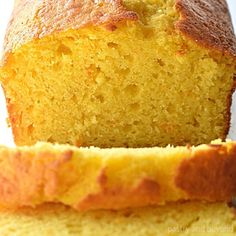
[0,0,235,146]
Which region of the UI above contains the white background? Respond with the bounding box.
[0,0,235,146]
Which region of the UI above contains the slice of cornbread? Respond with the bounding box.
[0,140,235,211]
[0,202,235,236]
[1,0,236,147]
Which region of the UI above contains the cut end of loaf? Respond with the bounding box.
[0,140,235,211]
[1,0,236,147]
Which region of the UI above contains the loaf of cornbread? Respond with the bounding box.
[0,140,235,211]
[0,202,235,236]
[1,0,236,147]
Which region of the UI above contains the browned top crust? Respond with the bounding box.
[77,172,161,211]
[175,143,236,201]
[176,0,236,58]
[3,0,236,61]
[3,0,138,57]
[0,141,236,211]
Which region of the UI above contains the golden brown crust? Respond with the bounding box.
[76,170,160,211]
[3,0,138,60]
[175,143,236,201]
[0,145,166,211]
[0,142,236,211]
[175,0,236,140]
[3,0,236,60]
[0,147,73,207]
[176,0,236,58]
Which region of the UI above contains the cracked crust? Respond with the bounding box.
[0,141,235,211]
[2,0,138,62]
[175,0,236,58]
[3,0,236,60]
[175,143,236,201]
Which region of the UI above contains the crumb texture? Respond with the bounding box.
[0,202,235,236]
